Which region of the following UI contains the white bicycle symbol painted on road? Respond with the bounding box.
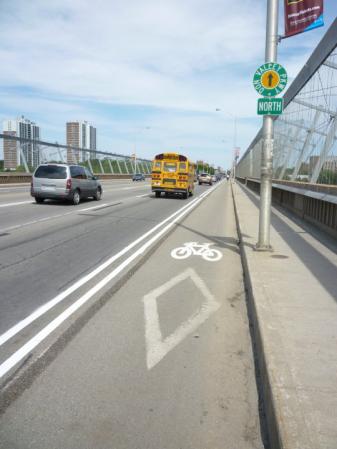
[171,242,223,262]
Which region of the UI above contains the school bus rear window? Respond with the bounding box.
[163,162,176,172]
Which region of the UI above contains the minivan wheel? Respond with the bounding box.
[93,188,102,201]
[72,189,81,205]
[35,197,44,204]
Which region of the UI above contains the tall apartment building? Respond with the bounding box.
[323,156,337,172]
[66,121,96,163]
[3,117,40,170]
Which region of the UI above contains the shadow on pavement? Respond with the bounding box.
[176,222,241,255]
[240,185,337,302]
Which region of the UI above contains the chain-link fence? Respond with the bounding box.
[237,18,337,186]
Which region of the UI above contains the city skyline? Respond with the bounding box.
[3,116,40,170]
[2,117,99,170]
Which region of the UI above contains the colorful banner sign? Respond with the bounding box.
[284,0,323,38]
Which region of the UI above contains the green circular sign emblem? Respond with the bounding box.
[253,63,287,97]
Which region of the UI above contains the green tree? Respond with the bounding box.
[15,165,29,172]
[317,169,337,185]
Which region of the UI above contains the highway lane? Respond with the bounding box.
[0,180,216,375]
[0,180,166,325]
[0,181,264,449]
[0,181,151,231]
[0,179,149,208]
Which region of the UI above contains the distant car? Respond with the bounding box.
[31,164,102,205]
[211,175,217,183]
[198,173,212,185]
[132,173,145,181]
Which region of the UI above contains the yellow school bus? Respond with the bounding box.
[151,152,196,199]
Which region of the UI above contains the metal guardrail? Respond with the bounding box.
[237,176,337,238]
[239,176,337,196]
[0,133,152,163]
[1,134,153,175]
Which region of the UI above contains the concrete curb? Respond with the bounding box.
[231,182,281,449]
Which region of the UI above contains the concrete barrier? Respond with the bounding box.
[0,173,32,184]
[0,173,151,184]
[237,177,337,239]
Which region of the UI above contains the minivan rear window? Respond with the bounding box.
[35,166,67,179]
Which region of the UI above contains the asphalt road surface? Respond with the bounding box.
[0,179,264,449]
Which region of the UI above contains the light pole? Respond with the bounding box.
[256,0,279,251]
[216,109,238,181]
[133,126,150,174]
[133,154,137,174]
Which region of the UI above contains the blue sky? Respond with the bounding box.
[0,0,336,168]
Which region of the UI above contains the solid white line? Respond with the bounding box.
[0,184,219,378]
[0,186,219,349]
[136,193,150,198]
[0,200,33,208]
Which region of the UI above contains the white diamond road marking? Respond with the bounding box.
[143,268,220,370]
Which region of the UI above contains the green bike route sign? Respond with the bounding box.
[253,63,287,97]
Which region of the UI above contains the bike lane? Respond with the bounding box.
[0,182,264,449]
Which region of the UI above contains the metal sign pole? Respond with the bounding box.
[257,0,279,250]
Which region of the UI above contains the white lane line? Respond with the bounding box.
[77,203,108,212]
[103,186,149,192]
[0,203,108,233]
[0,200,33,208]
[0,186,219,349]
[101,183,149,189]
[0,188,151,233]
[121,186,146,190]
[0,184,219,378]
[0,188,29,192]
[136,193,150,198]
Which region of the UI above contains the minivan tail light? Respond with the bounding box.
[66,179,72,190]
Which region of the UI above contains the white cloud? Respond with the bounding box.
[0,0,333,166]
[0,0,266,108]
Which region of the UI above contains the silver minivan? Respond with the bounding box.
[31,164,103,205]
